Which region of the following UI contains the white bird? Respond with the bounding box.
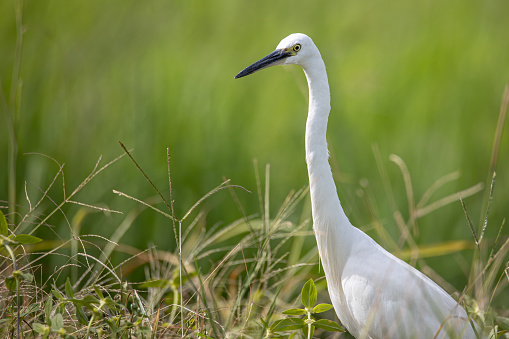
[235,33,478,339]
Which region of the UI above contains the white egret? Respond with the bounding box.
[235,33,478,338]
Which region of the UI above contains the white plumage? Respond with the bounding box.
[236,33,478,338]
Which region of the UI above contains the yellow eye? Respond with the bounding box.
[293,44,301,52]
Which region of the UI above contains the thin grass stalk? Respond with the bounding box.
[6,0,24,226]
[27,153,124,236]
[264,164,270,236]
[389,154,418,236]
[182,180,247,222]
[224,247,267,331]
[70,208,88,286]
[480,172,496,244]
[487,84,509,176]
[263,164,272,292]
[416,172,460,210]
[179,220,183,336]
[254,160,264,240]
[477,84,508,252]
[165,149,182,336]
[486,230,508,306]
[98,207,144,265]
[488,218,506,262]
[373,144,398,212]
[194,260,221,337]
[13,153,65,234]
[120,141,173,210]
[224,176,256,235]
[4,245,20,338]
[416,183,483,219]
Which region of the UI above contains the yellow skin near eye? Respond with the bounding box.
[284,44,301,56]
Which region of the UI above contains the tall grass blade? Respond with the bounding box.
[488,84,509,175]
[389,154,418,235]
[460,196,479,245]
[480,172,496,244]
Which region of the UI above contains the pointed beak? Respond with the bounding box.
[235,49,290,79]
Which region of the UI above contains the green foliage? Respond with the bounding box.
[0,147,507,338]
[0,210,7,236]
[0,209,41,339]
[300,279,317,310]
[1,208,41,294]
[265,279,345,338]
[27,279,153,338]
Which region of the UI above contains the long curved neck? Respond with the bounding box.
[303,59,331,170]
[302,56,353,237]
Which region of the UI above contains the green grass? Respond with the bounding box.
[1,0,508,337]
[0,144,507,337]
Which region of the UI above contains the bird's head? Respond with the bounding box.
[235,33,318,79]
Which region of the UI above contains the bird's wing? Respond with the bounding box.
[337,230,473,338]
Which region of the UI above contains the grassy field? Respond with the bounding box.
[1,0,508,337]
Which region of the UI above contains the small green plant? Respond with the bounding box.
[0,210,41,293]
[29,278,152,339]
[0,209,42,338]
[263,278,345,338]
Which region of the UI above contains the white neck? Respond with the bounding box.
[302,55,354,260]
[303,58,331,169]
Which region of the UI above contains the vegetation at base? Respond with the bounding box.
[0,146,508,337]
[263,279,344,338]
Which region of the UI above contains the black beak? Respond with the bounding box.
[235,49,290,79]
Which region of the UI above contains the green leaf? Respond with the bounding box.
[45,296,53,325]
[73,294,100,307]
[33,323,49,335]
[52,288,65,300]
[312,303,333,314]
[496,316,509,331]
[271,318,305,331]
[140,279,172,289]
[487,325,498,339]
[301,279,317,309]
[0,210,8,236]
[20,303,41,317]
[313,319,345,332]
[19,271,34,282]
[282,308,306,316]
[51,313,64,331]
[264,284,282,327]
[103,296,125,310]
[5,275,17,292]
[76,306,89,325]
[94,286,104,300]
[65,278,74,298]
[172,270,195,287]
[260,317,268,328]
[105,317,119,332]
[12,234,42,244]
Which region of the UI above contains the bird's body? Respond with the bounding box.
[236,33,477,338]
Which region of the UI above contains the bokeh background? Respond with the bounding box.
[1,0,508,305]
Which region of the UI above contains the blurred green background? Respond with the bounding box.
[1,0,508,293]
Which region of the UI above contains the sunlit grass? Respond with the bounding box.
[0,145,507,337]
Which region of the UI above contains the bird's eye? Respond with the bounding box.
[293,44,301,52]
